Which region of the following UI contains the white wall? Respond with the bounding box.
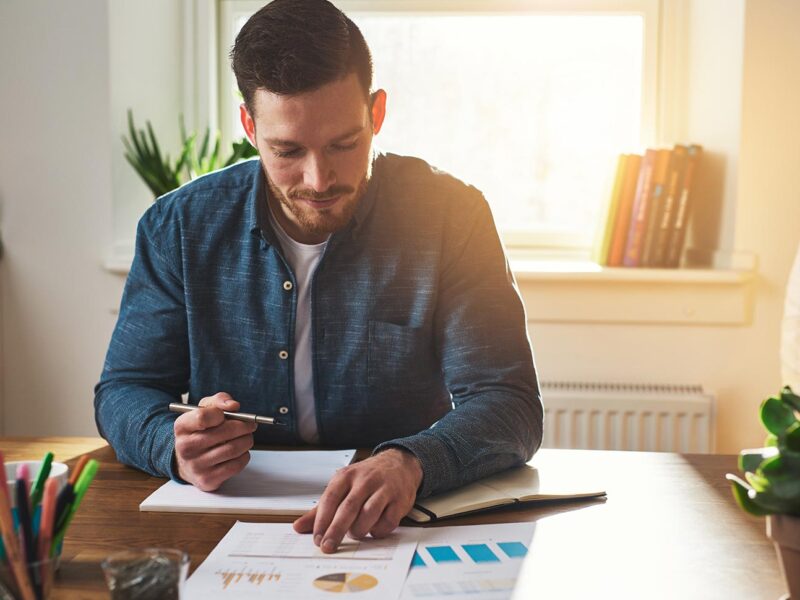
[0,0,121,435]
[0,0,185,436]
[733,0,800,436]
[684,0,744,256]
[1,0,798,454]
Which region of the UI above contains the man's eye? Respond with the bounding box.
[273,148,301,158]
[332,141,358,152]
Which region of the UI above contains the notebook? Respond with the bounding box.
[407,464,606,522]
[139,449,354,515]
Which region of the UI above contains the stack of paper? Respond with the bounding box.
[139,450,354,515]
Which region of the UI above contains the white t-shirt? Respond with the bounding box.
[268,204,328,444]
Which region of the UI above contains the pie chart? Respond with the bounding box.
[313,572,379,593]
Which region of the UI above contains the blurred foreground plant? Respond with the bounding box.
[727,386,800,516]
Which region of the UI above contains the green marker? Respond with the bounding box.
[51,459,98,555]
[29,452,54,508]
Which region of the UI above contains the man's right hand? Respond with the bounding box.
[173,392,257,491]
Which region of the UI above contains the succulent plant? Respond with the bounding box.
[122,110,258,198]
[727,386,800,516]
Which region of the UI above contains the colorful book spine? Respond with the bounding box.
[607,153,642,266]
[639,149,672,267]
[622,149,657,267]
[664,144,703,268]
[594,154,628,266]
[649,144,688,267]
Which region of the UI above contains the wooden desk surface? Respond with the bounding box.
[1,437,108,463]
[3,439,786,599]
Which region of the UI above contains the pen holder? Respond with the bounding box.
[0,554,58,600]
[4,463,68,510]
[102,548,189,600]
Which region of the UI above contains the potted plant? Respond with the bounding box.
[727,386,800,599]
[122,110,258,198]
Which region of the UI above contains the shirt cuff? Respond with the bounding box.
[373,432,458,499]
[151,419,185,483]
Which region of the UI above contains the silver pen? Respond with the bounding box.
[168,402,280,425]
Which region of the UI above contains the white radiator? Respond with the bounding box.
[540,381,715,453]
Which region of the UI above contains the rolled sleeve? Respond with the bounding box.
[94,201,188,480]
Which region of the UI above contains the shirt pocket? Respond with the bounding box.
[367,320,440,393]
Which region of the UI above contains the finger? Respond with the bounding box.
[312,472,352,547]
[198,392,239,411]
[173,405,226,435]
[319,488,375,554]
[369,503,405,538]
[175,392,245,437]
[188,419,257,450]
[293,506,317,533]
[192,450,251,492]
[199,432,254,468]
[175,419,255,460]
[348,492,390,540]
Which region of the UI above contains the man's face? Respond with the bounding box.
[241,73,386,244]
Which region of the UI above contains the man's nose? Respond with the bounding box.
[303,153,335,193]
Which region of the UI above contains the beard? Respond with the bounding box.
[265,168,369,241]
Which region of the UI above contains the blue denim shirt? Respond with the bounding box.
[94,152,543,498]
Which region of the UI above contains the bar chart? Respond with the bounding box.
[401,523,536,600]
[412,540,528,567]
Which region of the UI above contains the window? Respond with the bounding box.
[218,1,657,251]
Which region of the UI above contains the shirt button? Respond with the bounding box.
[278,406,289,415]
[279,350,289,360]
[283,281,293,291]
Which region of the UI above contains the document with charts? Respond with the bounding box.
[184,521,420,600]
[401,523,536,600]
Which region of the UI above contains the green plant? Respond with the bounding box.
[122,110,258,198]
[727,386,800,516]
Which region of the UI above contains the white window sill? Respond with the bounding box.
[510,256,755,326]
[104,246,756,326]
[103,242,134,276]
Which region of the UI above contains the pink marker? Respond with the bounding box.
[16,464,31,499]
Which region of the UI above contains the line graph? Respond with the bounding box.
[216,566,281,589]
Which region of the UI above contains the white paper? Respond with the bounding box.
[140,449,354,515]
[400,523,536,600]
[185,521,420,600]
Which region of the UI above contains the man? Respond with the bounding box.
[95,0,542,554]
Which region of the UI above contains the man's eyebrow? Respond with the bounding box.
[264,126,365,147]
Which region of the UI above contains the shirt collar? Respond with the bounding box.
[350,149,382,239]
[248,162,280,247]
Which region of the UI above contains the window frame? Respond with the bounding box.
[214,0,661,251]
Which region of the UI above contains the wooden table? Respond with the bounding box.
[3,439,787,599]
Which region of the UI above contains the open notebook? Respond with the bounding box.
[407,464,606,522]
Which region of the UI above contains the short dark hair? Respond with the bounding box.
[230,0,373,114]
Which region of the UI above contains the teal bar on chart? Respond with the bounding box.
[498,541,528,558]
[463,544,500,563]
[427,545,461,563]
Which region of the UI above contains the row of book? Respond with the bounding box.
[594,144,703,268]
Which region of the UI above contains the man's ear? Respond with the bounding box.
[370,89,387,135]
[240,103,257,146]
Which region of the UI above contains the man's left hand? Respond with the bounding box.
[293,448,423,553]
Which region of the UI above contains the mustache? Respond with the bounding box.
[288,185,354,201]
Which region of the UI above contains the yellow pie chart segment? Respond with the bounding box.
[313,572,379,593]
